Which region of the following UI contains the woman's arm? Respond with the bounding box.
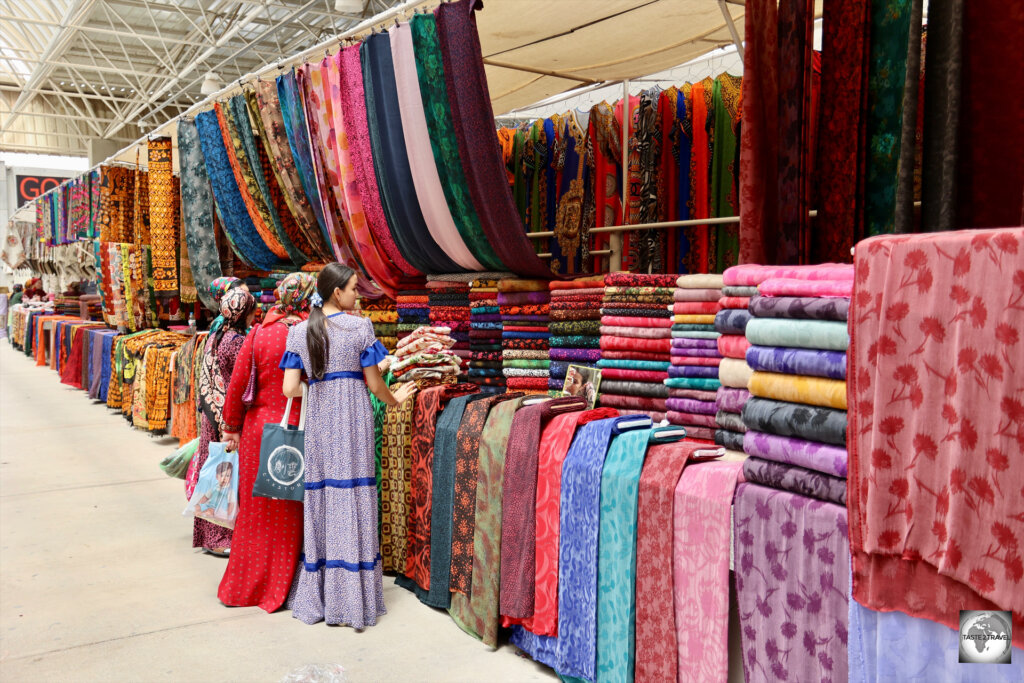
[282,368,304,398]
[363,364,417,407]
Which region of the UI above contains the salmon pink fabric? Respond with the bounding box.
[723,263,855,286]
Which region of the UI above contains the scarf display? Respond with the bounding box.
[147,138,178,294]
[177,121,223,312]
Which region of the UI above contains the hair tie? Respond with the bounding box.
[311,291,324,308]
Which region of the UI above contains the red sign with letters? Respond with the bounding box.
[16,175,70,207]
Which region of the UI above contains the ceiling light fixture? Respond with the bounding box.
[200,72,223,95]
[335,0,364,13]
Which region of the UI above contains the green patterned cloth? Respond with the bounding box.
[503,359,551,369]
[550,320,602,336]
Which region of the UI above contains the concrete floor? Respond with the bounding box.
[0,342,556,682]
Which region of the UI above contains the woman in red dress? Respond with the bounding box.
[218,273,316,612]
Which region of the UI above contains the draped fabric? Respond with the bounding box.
[214,102,292,261]
[194,110,283,271]
[248,84,332,259]
[339,45,419,278]
[147,137,178,293]
[361,33,461,274]
[434,0,561,279]
[389,23,484,271]
[710,74,742,271]
[177,120,222,313]
[409,14,504,271]
[556,415,652,681]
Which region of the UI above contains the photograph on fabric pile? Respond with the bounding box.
[562,365,600,409]
[183,443,239,529]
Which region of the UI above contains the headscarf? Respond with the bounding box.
[207,276,244,334]
[263,272,316,326]
[198,287,255,429]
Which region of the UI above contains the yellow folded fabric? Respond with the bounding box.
[673,314,717,325]
[747,371,848,410]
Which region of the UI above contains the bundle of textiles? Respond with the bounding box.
[499,279,551,395]
[547,277,604,394]
[729,263,854,683]
[78,294,103,321]
[395,288,431,344]
[661,273,725,443]
[469,276,505,392]
[426,280,471,376]
[391,326,462,381]
[105,329,190,433]
[711,274,756,452]
[596,272,677,422]
[358,296,398,352]
[54,294,84,318]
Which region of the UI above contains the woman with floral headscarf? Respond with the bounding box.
[207,276,247,333]
[216,273,315,609]
[186,287,257,556]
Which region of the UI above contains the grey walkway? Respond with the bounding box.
[0,342,554,682]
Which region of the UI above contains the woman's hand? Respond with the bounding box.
[391,382,418,406]
[223,432,241,452]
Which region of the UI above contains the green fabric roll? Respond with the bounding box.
[550,320,602,336]
[745,318,849,351]
[503,359,551,369]
[671,323,718,332]
[670,330,721,339]
[596,359,671,371]
[550,335,601,348]
[664,377,723,390]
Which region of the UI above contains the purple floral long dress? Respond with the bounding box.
[282,312,388,627]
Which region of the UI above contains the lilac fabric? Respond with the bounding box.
[716,387,752,413]
[742,430,848,478]
[671,337,720,350]
[389,23,482,270]
[734,484,850,683]
[670,346,723,358]
[748,295,850,322]
[666,397,718,414]
[742,457,847,505]
[668,365,720,379]
[745,345,847,380]
[433,0,555,279]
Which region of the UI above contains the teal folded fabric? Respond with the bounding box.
[596,359,671,371]
[670,330,721,339]
[671,323,718,332]
[664,377,723,390]
[745,319,849,351]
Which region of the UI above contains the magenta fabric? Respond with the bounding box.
[758,278,854,298]
[723,263,855,286]
[600,316,673,328]
[389,23,483,271]
[433,0,555,279]
[599,325,672,340]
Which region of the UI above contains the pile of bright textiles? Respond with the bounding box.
[499,279,551,394]
[731,263,853,682]
[391,325,462,381]
[664,273,724,442]
[468,276,505,392]
[395,288,430,345]
[358,296,398,352]
[597,272,676,422]
[427,280,471,375]
[711,276,753,452]
[547,277,604,394]
[105,329,190,433]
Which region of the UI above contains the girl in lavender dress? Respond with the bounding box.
[280,264,417,628]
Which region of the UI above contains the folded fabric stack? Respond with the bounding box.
[661,273,725,443]
[395,288,431,345]
[548,277,605,394]
[499,279,551,395]
[597,272,677,422]
[468,276,505,393]
[723,263,853,504]
[427,280,471,376]
[358,296,398,352]
[391,325,462,381]
[710,275,754,452]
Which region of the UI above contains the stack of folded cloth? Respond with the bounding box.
[499,279,552,395]
[713,276,756,453]
[395,288,432,345]
[730,263,853,503]
[358,296,398,352]
[547,277,605,394]
[597,272,677,421]
[391,325,463,381]
[664,273,724,443]
[468,276,505,393]
[427,280,471,376]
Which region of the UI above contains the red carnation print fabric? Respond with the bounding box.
[848,228,1024,648]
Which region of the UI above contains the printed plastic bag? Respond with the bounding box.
[160,438,198,479]
[183,442,239,529]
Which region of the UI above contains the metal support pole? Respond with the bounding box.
[719,0,745,60]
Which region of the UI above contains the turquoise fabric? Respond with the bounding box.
[745,318,850,351]
[596,359,671,371]
[664,377,723,390]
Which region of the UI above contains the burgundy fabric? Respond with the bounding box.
[597,393,668,412]
[499,397,587,619]
[434,0,554,278]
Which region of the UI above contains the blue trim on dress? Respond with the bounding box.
[307,370,365,385]
[360,340,388,367]
[301,553,382,573]
[279,350,304,370]
[304,476,376,490]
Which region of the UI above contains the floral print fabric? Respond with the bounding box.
[177,120,222,312]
